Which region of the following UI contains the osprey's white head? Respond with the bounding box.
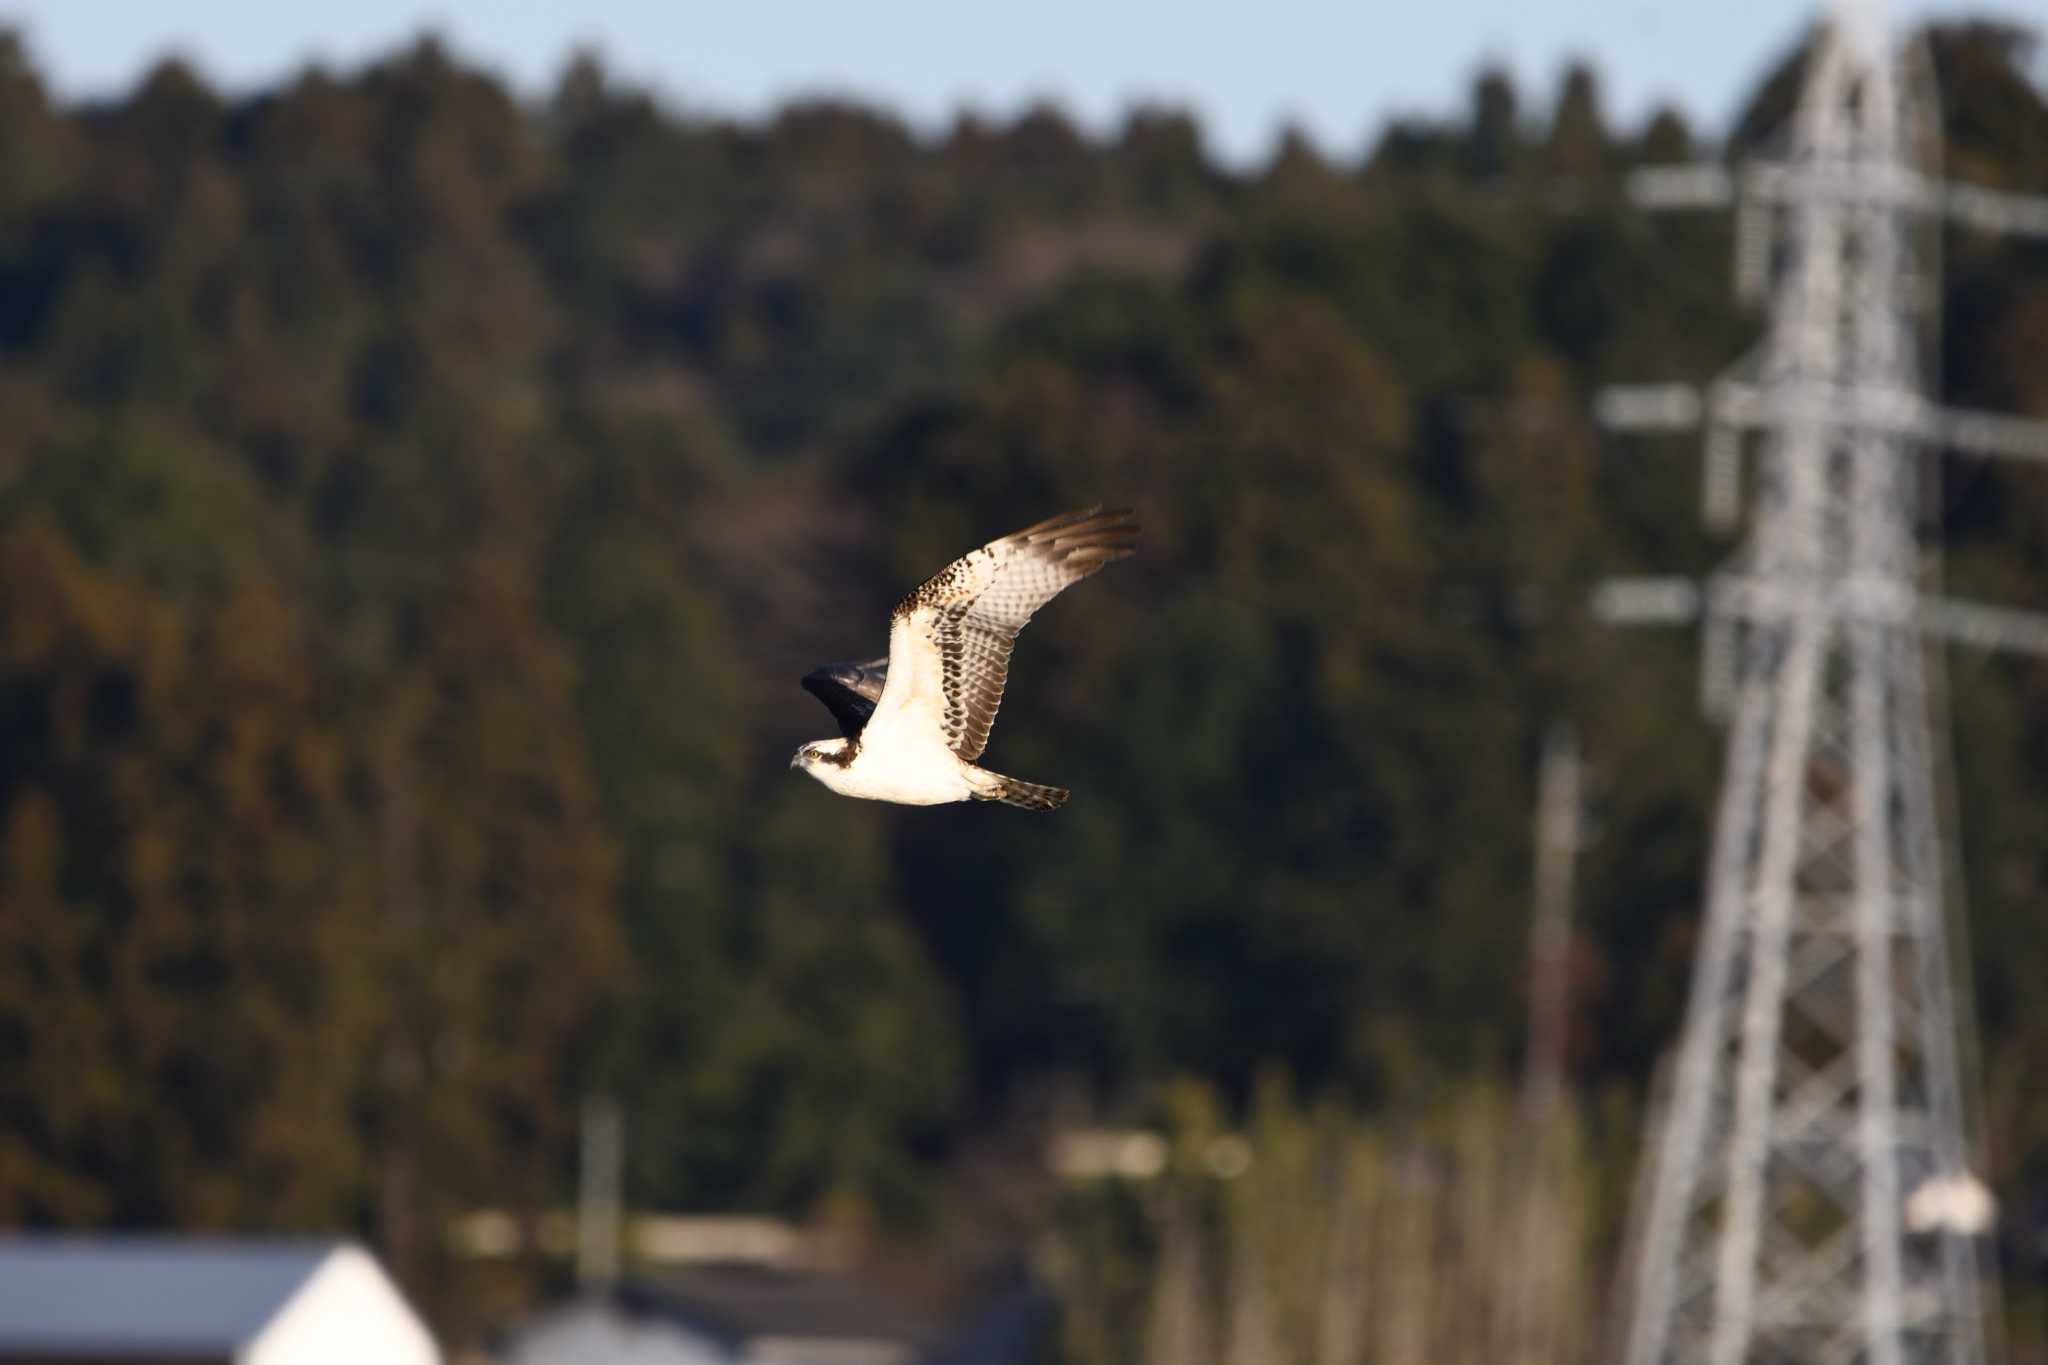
[790,738,855,784]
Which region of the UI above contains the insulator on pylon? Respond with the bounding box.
[1702,425,1742,531]
[1735,196,1771,303]
[1698,610,1736,721]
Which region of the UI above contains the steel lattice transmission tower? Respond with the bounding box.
[1593,8,2048,1364]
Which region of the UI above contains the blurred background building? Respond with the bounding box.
[0,1238,439,1364]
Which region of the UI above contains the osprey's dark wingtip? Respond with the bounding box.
[1014,507,1139,571]
[1014,505,1138,540]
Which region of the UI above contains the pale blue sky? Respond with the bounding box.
[3,0,2042,165]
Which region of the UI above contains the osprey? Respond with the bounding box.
[793,506,1137,810]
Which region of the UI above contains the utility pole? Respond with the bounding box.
[1593,10,2048,1363]
[1500,722,1588,1365]
[577,1094,624,1288]
[1523,720,1584,1122]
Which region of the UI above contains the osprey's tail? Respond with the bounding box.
[972,770,1070,812]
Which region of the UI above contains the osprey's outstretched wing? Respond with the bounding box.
[879,506,1137,762]
[801,657,890,741]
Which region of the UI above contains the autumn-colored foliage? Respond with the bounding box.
[1,19,2046,1342]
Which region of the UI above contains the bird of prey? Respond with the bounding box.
[792,506,1137,810]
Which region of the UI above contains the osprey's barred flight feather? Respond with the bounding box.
[793,506,1137,809]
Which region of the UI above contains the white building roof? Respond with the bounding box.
[0,1236,440,1365]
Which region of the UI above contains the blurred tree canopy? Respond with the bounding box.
[0,18,2045,1331]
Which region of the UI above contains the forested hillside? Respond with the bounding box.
[1,18,2045,1337]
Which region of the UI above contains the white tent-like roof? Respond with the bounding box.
[0,1237,441,1365]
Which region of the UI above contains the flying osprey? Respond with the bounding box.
[793,506,1137,810]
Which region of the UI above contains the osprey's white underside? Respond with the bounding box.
[802,617,1005,805]
[796,506,1134,807]
[803,738,1000,805]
